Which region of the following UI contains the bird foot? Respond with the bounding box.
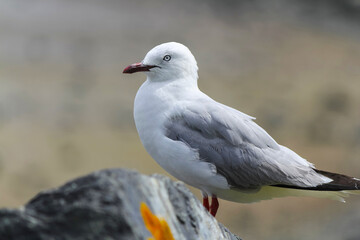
[210,196,219,217]
[202,196,219,217]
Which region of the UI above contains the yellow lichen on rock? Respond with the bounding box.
[140,202,175,240]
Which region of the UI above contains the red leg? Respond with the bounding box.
[203,196,210,211]
[210,196,219,217]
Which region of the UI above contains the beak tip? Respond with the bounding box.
[122,65,134,74]
[122,62,157,74]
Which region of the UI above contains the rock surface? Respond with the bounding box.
[0,168,241,240]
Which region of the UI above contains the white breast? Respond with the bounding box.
[133,79,229,194]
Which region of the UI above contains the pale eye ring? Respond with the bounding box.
[163,55,171,61]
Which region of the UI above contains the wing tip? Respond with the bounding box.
[314,169,360,191]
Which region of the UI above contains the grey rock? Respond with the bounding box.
[0,168,241,240]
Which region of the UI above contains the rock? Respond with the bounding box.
[0,168,241,240]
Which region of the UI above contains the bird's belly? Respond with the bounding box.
[135,117,229,194]
[134,82,228,194]
[139,126,229,192]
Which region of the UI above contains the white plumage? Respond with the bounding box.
[124,42,359,216]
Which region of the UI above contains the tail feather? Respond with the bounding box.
[217,169,360,203]
[273,169,360,191]
[216,185,352,203]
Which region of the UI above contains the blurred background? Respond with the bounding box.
[1,0,360,239]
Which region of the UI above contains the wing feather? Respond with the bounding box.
[165,100,331,189]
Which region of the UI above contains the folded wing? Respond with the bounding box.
[165,99,333,190]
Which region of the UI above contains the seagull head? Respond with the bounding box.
[123,42,198,82]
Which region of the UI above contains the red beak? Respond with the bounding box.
[123,62,158,74]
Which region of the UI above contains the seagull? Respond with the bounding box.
[123,42,360,217]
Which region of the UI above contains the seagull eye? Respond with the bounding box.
[163,55,171,61]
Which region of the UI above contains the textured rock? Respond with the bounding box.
[0,168,241,240]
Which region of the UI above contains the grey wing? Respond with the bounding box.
[165,102,330,189]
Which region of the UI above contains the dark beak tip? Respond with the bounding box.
[122,62,157,74]
[122,65,133,74]
[122,62,145,74]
